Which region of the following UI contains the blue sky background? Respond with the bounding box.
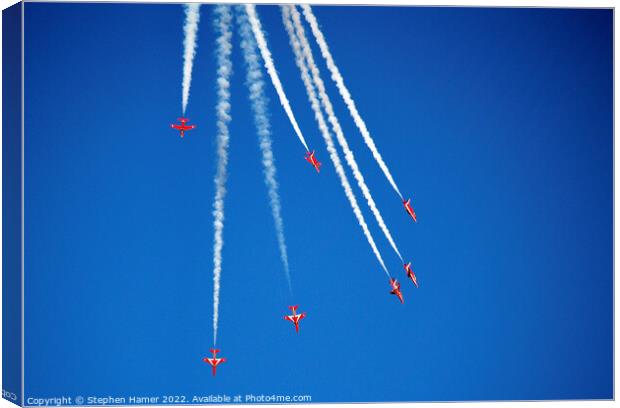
[23,3,612,403]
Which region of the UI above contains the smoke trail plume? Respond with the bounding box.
[281,6,390,278]
[301,5,403,199]
[181,4,201,115]
[286,6,403,262]
[212,5,233,346]
[244,4,310,152]
[236,5,292,293]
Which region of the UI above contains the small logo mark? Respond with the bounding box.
[2,390,17,401]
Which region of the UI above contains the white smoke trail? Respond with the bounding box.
[301,5,403,200]
[287,5,403,262]
[244,4,310,152]
[212,5,233,346]
[281,6,390,278]
[181,4,201,115]
[236,6,292,293]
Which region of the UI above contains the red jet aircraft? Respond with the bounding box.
[404,262,418,288]
[403,198,417,222]
[304,150,321,173]
[389,278,404,304]
[284,305,307,333]
[202,349,226,376]
[170,117,196,138]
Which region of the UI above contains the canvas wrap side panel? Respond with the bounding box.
[3,2,23,406]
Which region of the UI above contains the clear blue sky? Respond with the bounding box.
[23,3,612,402]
